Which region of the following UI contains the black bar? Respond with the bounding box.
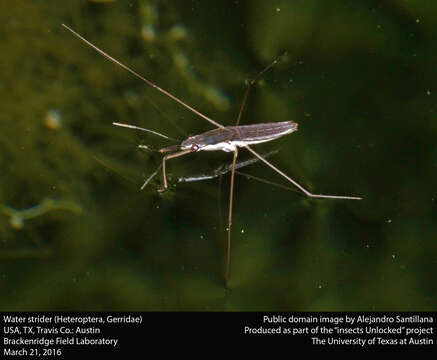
[1,312,436,356]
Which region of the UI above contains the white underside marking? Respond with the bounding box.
[199,136,287,152]
[200,142,237,152]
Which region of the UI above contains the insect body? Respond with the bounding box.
[157,121,298,190]
[181,121,298,152]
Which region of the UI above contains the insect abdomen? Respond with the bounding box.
[230,121,298,144]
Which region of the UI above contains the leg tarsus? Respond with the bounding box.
[235,54,286,126]
[244,145,362,200]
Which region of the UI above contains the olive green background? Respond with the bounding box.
[1,0,436,310]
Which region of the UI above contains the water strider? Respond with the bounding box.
[62,24,362,287]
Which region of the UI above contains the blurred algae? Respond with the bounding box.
[0,198,82,230]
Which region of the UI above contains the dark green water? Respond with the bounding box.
[1,0,436,310]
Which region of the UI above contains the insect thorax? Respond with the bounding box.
[180,127,237,152]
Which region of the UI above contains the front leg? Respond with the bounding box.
[159,149,194,192]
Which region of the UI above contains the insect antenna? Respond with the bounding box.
[113,122,179,142]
